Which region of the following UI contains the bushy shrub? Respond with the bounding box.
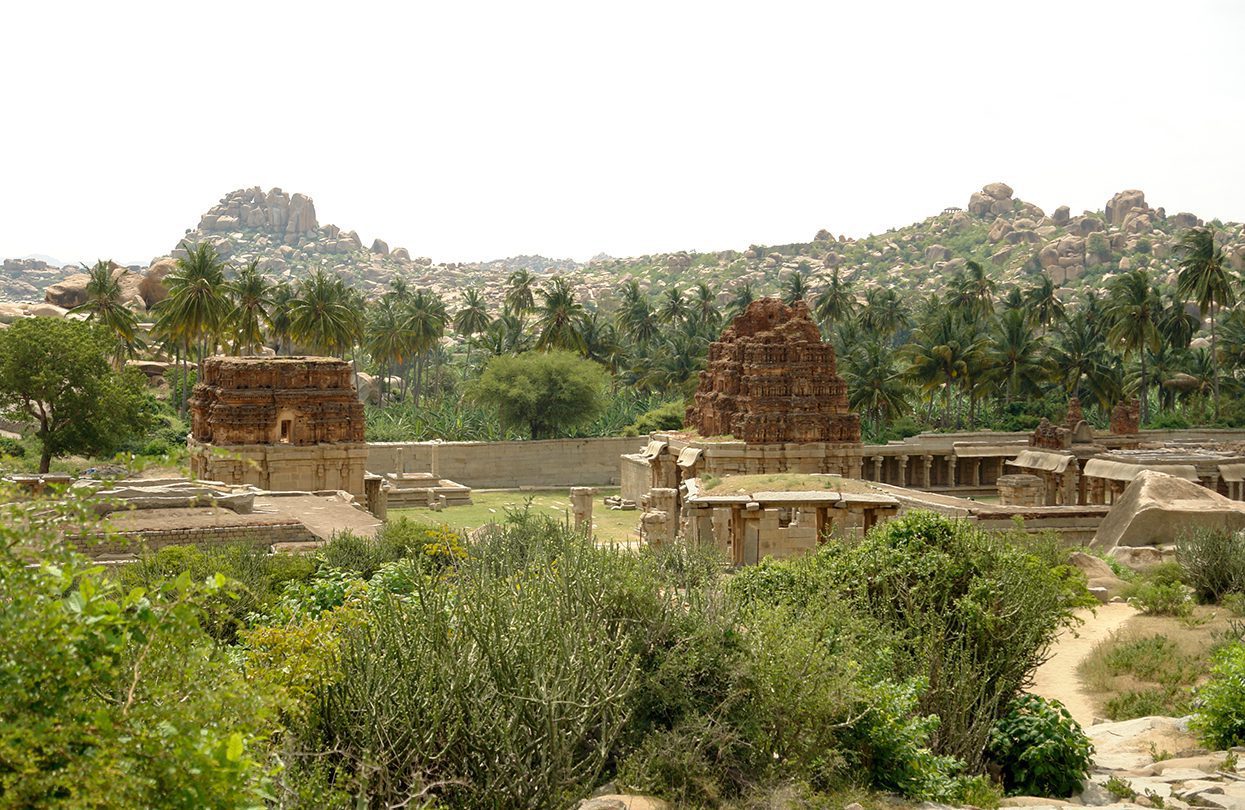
[622,400,686,436]
[1178,528,1245,603]
[1127,580,1193,617]
[0,436,25,457]
[986,695,1093,797]
[731,511,1088,772]
[1192,643,1245,748]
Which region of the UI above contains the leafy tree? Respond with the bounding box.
[504,268,537,315]
[469,351,609,438]
[782,271,809,306]
[860,287,910,342]
[453,287,492,367]
[841,339,910,434]
[814,269,855,330]
[1176,226,1236,418]
[689,282,721,333]
[289,268,359,358]
[0,319,154,472]
[1022,275,1064,333]
[727,282,755,319]
[657,286,688,325]
[984,310,1047,405]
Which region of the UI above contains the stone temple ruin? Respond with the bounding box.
[188,357,370,497]
[686,298,861,444]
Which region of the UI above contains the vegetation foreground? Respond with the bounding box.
[4,489,1144,809]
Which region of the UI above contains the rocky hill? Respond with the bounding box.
[3,183,1243,317]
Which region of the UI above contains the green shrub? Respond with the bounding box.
[0,436,25,458]
[1127,580,1193,617]
[1193,643,1245,748]
[1105,688,1189,721]
[985,694,1093,797]
[622,400,686,436]
[1178,528,1245,603]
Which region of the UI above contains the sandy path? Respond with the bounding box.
[1031,602,1137,727]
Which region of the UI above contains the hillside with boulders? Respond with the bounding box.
[2,183,1242,319]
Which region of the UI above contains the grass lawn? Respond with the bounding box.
[389,487,641,545]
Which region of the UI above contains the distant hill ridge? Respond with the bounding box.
[3,183,1243,311]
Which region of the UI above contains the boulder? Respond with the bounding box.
[1106,189,1148,226]
[0,302,25,323]
[285,193,318,235]
[988,217,1013,242]
[1052,205,1071,225]
[28,303,68,318]
[1170,212,1201,229]
[1085,715,1199,772]
[356,371,381,406]
[44,273,91,308]
[984,182,1014,201]
[371,238,390,255]
[968,191,993,216]
[391,247,411,260]
[1093,470,1245,552]
[924,244,952,263]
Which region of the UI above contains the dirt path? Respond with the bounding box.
[1031,602,1137,727]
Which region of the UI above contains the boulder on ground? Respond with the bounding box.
[28,303,69,318]
[1092,470,1245,552]
[140,258,175,308]
[0,302,25,323]
[1106,189,1148,226]
[44,273,91,308]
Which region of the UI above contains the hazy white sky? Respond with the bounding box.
[3,0,1243,266]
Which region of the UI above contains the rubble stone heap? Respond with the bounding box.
[190,356,365,446]
[686,298,861,444]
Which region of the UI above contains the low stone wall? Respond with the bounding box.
[367,437,641,489]
[86,522,316,557]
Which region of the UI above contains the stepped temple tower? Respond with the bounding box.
[686,298,861,444]
[188,357,368,496]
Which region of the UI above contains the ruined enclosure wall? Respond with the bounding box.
[686,298,861,444]
[367,437,639,488]
[190,356,365,446]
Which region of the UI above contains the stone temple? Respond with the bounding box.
[686,298,860,443]
[188,357,369,496]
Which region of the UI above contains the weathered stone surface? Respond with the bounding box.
[1094,470,1245,551]
[686,298,860,444]
[44,273,91,308]
[140,257,175,307]
[1111,398,1140,434]
[190,356,365,446]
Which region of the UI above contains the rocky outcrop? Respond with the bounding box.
[686,298,861,444]
[1105,189,1148,227]
[968,182,1015,217]
[44,273,91,308]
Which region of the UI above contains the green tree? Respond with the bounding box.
[535,277,587,352]
[153,241,230,374]
[504,268,537,316]
[1105,268,1162,423]
[841,339,910,434]
[1176,226,1236,419]
[227,259,273,355]
[289,268,359,358]
[0,319,154,472]
[70,259,143,367]
[813,269,855,330]
[781,271,809,306]
[469,351,609,438]
[1023,275,1065,333]
[453,287,492,367]
[984,309,1048,405]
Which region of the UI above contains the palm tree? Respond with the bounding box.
[658,286,688,325]
[365,296,412,399]
[841,339,910,434]
[961,260,996,321]
[1176,226,1236,419]
[782,271,809,306]
[860,287,910,342]
[689,282,721,334]
[1104,268,1162,424]
[452,287,491,367]
[1048,316,1120,411]
[813,269,855,330]
[268,282,296,355]
[906,312,983,428]
[1023,275,1065,333]
[616,283,658,347]
[1158,293,1198,351]
[71,259,142,367]
[504,268,537,315]
[578,310,622,371]
[227,259,273,355]
[535,277,586,352]
[154,241,230,374]
[288,268,358,358]
[984,309,1048,405]
[404,290,448,403]
[727,282,755,319]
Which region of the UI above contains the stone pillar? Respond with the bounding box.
[946,455,956,488]
[969,458,982,487]
[689,505,714,546]
[922,455,934,489]
[897,455,908,487]
[1063,466,1080,506]
[713,507,733,558]
[570,487,596,533]
[872,455,883,482]
[997,473,1043,507]
[363,473,387,520]
[742,502,762,565]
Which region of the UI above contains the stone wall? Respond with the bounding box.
[367,437,641,488]
[87,522,315,557]
[190,440,369,497]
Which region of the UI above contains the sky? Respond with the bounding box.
[3,0,1243,266]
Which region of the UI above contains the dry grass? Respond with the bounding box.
[1078,606,1243,720]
